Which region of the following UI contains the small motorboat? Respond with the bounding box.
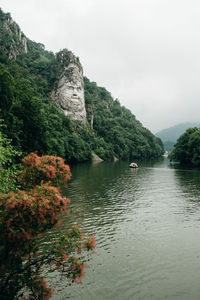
[129,162,138,168]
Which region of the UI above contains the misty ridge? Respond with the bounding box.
[155,122,200,151]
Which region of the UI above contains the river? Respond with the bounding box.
[46,157,200,300]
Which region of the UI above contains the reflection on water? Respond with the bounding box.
[46,158,200,300]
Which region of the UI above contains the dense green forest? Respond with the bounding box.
[169,127,200,167]
[0,8,163,166]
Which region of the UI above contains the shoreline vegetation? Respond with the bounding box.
[0,152,95,299]
[169,127,200,167]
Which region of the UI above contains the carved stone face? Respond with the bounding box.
[51,58,87,124]
[60,80,84,112]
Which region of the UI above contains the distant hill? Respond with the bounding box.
[155,122,200,151]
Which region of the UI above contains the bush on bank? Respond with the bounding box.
[0,152,95,299]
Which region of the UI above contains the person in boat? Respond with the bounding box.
[129,162,138,168]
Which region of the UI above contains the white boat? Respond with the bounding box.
[129,162,138,168]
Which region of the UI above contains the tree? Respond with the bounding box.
[0,123,21,193]
[169,127,200,166]
[0,63,14,115]
[0,152,95,299]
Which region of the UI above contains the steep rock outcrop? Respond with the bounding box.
[0,9,27,59]
[51,49,87,124]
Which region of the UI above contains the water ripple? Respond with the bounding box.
[44,159,200,300]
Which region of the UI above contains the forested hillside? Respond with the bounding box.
[0,8,163,163]
[156,122,199,151]
[169,127,200,166]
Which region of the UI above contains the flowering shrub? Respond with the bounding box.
[0,184,70,248]
[0,153,95,299]
[18,152,72,188]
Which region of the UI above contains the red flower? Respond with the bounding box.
[87,235,96,250]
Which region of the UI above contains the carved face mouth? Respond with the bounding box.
[71,96,80,100]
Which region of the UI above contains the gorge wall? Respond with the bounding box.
[0,9,27,59]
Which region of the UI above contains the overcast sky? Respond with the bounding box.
[1,0,200,132]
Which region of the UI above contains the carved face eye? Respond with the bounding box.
[68,86,74,90]
[77,87,82,91]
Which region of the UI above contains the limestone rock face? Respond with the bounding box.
[1,12,27,59]
[51,50,87,124]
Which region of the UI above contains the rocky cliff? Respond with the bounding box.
[50,49,87,124]
[0,8,27,59]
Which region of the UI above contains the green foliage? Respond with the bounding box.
[169,127,200,166]
[84,77,164,160]
[0,124,21,193]
[17,39,55,95]
[0,63,14,114]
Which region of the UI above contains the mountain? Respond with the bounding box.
[0,7,164,163]
[0,9,28,59]
[155,122,199,151]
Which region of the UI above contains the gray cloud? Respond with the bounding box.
[1,0,200,132]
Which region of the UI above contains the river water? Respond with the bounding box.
[48,157,200,300]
